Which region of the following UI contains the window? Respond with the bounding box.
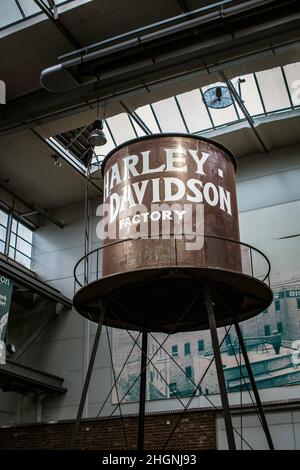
[184,342,191,355]
[198,339,205,352]
[0,209,33,269]
[297,298,300,310]
[226,333,232,346]
[275,300,281,312]
[185,366,193,379]
[277,322,283,333]
[264,325,271,336]
[171,345,178,357]
[0,209,8,255]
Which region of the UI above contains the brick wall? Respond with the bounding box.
[0,409,215,450]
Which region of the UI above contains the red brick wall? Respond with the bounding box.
[0,410,215,450]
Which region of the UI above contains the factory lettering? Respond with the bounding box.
[104,147,232,223]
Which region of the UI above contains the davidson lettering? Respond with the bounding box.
[104,147,232,222]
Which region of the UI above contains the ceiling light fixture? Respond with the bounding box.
[87,120,107,147]
[53,155,62,167]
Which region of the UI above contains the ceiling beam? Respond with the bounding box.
[220,71,269,153]
[33,0,82,50]
[0,182,65,229]
[176,0,190,13]
[1,0,299,136]
[31,129,103,194]
[120,101,152,135]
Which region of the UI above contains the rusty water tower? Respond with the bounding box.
[72,134,274,450]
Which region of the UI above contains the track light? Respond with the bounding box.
[53,155,62,167]
[88,120,107,147]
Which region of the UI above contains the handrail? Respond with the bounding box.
[73,233,271,289]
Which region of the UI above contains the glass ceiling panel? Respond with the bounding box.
[255,67,290,112]
[52,62,300,172]
[152,97,187,133]
[283,62,300,106]
[135,105,161,133]
[232,74,264,116]
[201,82,239,126]
[18,0,40,16]
[0,1,23,28]
[0,0,81,29]
[176,89,213,133]
[106,113,136,145]
[130,118,147,137]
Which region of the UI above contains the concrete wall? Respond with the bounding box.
[0,143,300,450]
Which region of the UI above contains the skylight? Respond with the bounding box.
[52,62,300,171]
[0,0,80,30]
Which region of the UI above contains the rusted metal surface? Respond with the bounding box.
[102,134,241,278]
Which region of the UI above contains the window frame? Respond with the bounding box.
[275,299,281,312]
[184,342,191,356]
[0,207,34,269]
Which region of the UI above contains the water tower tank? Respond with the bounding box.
[73,134,272,333]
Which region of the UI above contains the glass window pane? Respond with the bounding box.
[177,89,213,132]
[15,251,31,269]
[17,222,33,243]
[0,241,4,254]
[16,238,31,257]
[18,0,40,16]
[107,113,136,145]
[152,97,186,133]
[135,105,160,133]
[256,67,290,112]
[129,117,146,137]
[8,247,15,260]
[232,74,265,116]
[0,210,8,227]
[283,62,300,106]
[0,0,23,28]
[0,226,6,242]
[201,82,238,127]
[12,219,17,233]
[9,233,16,248]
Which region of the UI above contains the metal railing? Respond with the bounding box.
[73,233,271,292]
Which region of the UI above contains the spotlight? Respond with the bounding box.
[53,155,62,167]
[88,120,107,147]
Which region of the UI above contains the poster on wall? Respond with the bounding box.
[0,273,13,365]
[112,282,300,404]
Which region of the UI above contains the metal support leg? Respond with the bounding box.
[234,321,274,450]
[205,285,236,450]
[137,330,148,451]
[71,303,106,449]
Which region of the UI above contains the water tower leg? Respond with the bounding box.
[70,302,106,449]
[138,330,148,451]
[205,285,236,450]
[234,321,274,450]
